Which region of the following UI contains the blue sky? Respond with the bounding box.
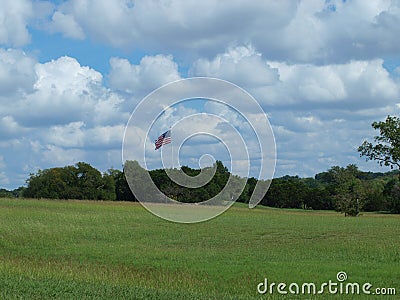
[0,0,400,189]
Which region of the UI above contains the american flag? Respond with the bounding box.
[155,129,171,150]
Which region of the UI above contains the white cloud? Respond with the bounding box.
[9,55,126,127]
[110,46,399,182]
[0,0,33,46]
[0,115,28,138]
[50,11,85,40]
[45,121,85,148]
[46,0,400,63]
[43,144,86,166]
[50,0,137,47]
[45,122,125,149]
[269,109,396,177]
[34,55,102,92]
[86,125,125,148]
[190,45,278,87]
[266,59,399,108]
[93,93,128,125]
[108,55,181,95]
[188,45,399,178]
[189,45,400,111]
[46,0,297,59]
[0,48,36,96]
[0,50,131,188]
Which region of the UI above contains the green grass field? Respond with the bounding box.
[0,198,399,299]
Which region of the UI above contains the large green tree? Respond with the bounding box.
[358,115,400,173]
[358,115,400,213]
[322,165,365,216]
[24,162,116,200]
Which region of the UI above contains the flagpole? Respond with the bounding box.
[170,127,174,170]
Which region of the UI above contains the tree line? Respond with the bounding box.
[0,160,398,215]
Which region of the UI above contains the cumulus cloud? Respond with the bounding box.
[45,121,85,148]
[38,0,136,49]
[190,45,400,177]
[46,0,295,53]
[50,11,85,40]
[45,122,125,149]
[314,0,400,63]
[0,0,33,46]
[267,103,400,177]
[0,48,36,96]
[10,56,126,127]
[192,45,399,111]
[45,0,400,63]
[108,55,181,95]
[0,49,130,188]
[190,45,278,87]
[0,115,28,138]
[42,144,86,167]
[266,59,399,109]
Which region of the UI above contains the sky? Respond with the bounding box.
[0,0,400,189]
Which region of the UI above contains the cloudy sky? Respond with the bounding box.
[0,0,399,189]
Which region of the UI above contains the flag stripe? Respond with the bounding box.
[155,130,171,150]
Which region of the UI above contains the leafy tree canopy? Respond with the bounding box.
[358,115,400,171]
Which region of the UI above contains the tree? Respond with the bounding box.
[12,187,26,198]
[305,185,333,210]
[24,162,117,200]
[100,172,116,201]
[358,115,400,175]
[323,165,365,216]
[362,180,385,212]
[335,177,365,216]
[108,168,135,201]
[383,179,400,213]
[261,176,309,209]
[147,160,232,203]
[0,188,14,198]
[24,168,67,199]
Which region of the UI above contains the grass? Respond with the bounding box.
[0,198,399,299]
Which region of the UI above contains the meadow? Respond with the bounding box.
[0,198,399,299]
